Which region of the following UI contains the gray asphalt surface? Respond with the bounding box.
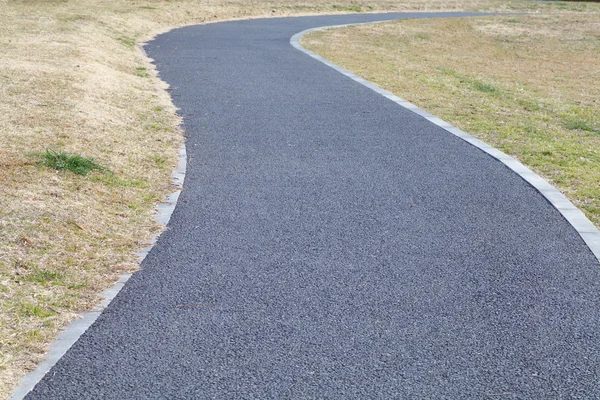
[26,12,600,399]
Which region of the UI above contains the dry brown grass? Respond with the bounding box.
[303,8,600,224]
[1,0,593,397]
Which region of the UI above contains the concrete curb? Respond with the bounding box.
[9,145,187,400]
[291,24,600,264]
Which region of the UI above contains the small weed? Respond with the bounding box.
[41,149,110,176]
[25,269,65,285]
[18,302,56,318]
[415,33,429,40]
[507,19,519,23]
[26,329,43,341]
[128,193,158,211]
[146,123,168,132]
[472,81,498,93]
[136,67,149,78]
[118,37,136,48]
[139,6,157,10]
[68,283,87,290]
[150,155,167,169]
[565,119,599,133]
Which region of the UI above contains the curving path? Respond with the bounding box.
[25,13,600,399]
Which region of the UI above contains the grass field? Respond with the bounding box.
[1,0,598,397]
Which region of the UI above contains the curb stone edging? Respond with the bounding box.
[291,24,600,264]
[9,145,187,400]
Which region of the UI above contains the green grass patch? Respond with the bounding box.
[18,302,56,318]
[25,269,66,285]
[136,67,149,78]
[127,193,160,212]
[472,80,499,93]
[145,123,169,132]
[149,154,168,169]
[67,282,87,290]
[436,68,499,95]
[437,67,458,76]
[564,118,599,133]
[118,37,136,48]
[41,149,110,176]
[518,99,542,112]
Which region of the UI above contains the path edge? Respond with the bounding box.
[9,144,187,400]
[291,24,600,263]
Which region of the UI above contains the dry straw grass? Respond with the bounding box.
[303,7,600,224]
[0,0,594,397]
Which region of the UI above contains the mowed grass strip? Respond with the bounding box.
[303,9,600,225]
[1,0,595,397]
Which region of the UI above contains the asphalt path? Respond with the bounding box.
[26,12,600,399]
